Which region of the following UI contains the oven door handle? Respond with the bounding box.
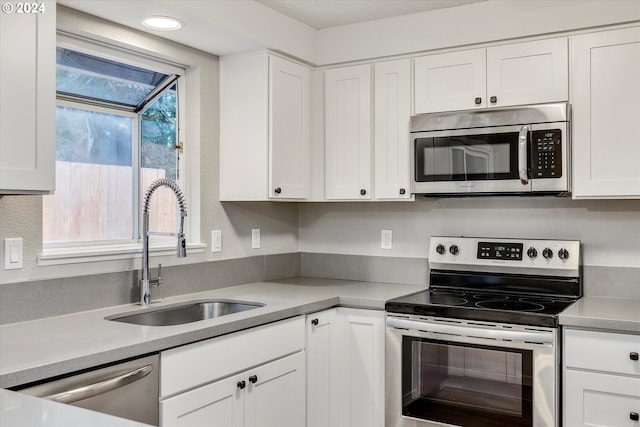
[387,317,554,344]
[518,125,530,185]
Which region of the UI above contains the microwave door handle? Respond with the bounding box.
[518,126,529,185]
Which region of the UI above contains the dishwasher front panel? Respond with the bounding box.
[17,354,159,426]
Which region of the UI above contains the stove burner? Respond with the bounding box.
[475,300,545,312]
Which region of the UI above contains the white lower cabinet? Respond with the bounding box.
[563,328,640,426]
[161,352,305,427]
[162,373,244,427]
[160,316,306,427]
[306,308,385,427]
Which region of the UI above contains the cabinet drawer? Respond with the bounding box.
[565,329,640,376]
[564,369,640,426]
[161,316,305,397]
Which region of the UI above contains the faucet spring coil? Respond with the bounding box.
[143,178,187,216]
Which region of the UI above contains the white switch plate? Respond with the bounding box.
[211,230,222,253]
[4,238,23,270]
[252,229,260,249]
[381,229,392,250]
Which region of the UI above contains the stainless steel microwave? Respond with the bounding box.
[411,103,570,196]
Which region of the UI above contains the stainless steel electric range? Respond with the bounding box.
[385,236,582,427]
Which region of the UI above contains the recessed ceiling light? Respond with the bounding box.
[141,16,184,31]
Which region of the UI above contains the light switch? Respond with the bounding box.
[4,238,23,270]
[252,229,260,249]
[211,230,222,253]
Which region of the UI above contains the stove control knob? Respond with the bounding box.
[527,247,538,259]
[436,244,446,255]
[542,248,554,259]
[558,248,569,260]
[449,244,460,256]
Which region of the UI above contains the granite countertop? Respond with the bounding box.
[0,277,423,389]
[559,295,640,333]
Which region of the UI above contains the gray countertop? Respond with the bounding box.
[559,295,640,333]
[2,277,639,391]
[0,277,422,389]
[2,277,638,427]
[0,389,151,427]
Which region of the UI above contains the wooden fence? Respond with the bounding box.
[43,161,177,243]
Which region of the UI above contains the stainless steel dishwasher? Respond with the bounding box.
[16,354,159,426]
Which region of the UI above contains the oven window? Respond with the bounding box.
[415,133,519,182]
[401,337,533,427]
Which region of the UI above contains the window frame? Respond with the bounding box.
[40,32,204,266]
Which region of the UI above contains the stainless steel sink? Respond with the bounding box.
[106,299,265,326]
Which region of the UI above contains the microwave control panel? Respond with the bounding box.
[531,129,562,178]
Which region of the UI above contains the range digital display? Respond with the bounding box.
[477,242,523,260]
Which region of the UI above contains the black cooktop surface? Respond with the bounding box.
[385,288,578,327]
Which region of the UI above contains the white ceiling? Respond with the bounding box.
[256,0,489,29]
[57,0,491,61]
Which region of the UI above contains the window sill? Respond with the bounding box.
[39,242,206,266]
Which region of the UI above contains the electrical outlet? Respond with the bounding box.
[211,230,222,253]
[381,229,392,250]
[252,229,261,249]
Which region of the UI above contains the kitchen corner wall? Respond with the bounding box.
[298,197,640,295]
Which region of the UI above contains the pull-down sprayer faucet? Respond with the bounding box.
[140,178,187,306]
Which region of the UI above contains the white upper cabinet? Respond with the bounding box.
[414,37,568,113]
[269,56,311,200]
[0,1,56,194]
[571,26,640,199]
[220,52,311,201]
[374,59,412,200]
[486,37,568,108]
[414,48,486,113]
[325,64,372,200]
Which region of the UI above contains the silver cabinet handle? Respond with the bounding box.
[518,125,529,185]
[44,364,153,404]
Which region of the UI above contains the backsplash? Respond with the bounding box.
[1,251,637,325]
[300,252,640,299]
[0,253,299,325]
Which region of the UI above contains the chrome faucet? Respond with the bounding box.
[140,178,188,306]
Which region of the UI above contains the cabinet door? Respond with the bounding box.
[306,309,340,427]
[0,1,56,194]
[161,374,244,427]
[336,308,385,427]
[325,65,372,200]
[414,48,486,113]
[374,59,412,200]
[486,37,568,108]
[571,27,640,198]
[269,56,311,199]
[245,352,306,427]
[564,369,640,427]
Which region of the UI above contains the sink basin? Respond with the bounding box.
[106,299,265,326]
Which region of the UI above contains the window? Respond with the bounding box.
[43,40,185,250]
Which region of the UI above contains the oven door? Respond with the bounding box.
[411,122,568,195]
[386,315,558,427]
